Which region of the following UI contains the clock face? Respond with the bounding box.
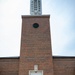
[33,23,39,28]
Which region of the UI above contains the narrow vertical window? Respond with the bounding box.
[38,0,41,11]
[34,0,37,10]
[31,1,34,12]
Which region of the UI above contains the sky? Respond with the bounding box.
[0,0,75,57]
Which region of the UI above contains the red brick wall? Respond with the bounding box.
[53,57,75,75]
[0,57,75,75]
[19,15,54,75]
[0,58,19,75]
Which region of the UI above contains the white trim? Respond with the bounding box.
[34,65,38,71]
[29,70,43,75]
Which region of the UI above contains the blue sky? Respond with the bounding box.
[0,0,75,57]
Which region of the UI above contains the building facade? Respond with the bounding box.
[0,0,75,75]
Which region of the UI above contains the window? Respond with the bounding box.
[33,23,39,28]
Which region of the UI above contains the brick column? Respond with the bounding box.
[19,15,54,75]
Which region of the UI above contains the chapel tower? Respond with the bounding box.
[30,0,42,15]
[19,0,54,75]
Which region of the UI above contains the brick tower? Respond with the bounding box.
[19,0,54,75]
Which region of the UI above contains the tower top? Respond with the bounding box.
[30,0,42,15]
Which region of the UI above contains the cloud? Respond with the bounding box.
[0,0,75,57]
[46,0,75,56]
